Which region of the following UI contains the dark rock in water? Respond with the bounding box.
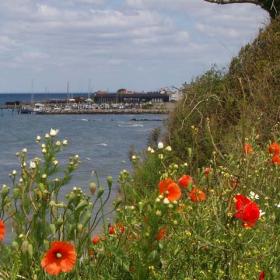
[130,118,164,122]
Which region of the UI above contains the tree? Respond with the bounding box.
[203,0,279,18]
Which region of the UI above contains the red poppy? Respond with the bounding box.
[92,235,100,245]
[243,143,253,155]
[0,219,5,241]
[158,178,174,194]
[41,241,77,276]
[272,154,280,165]
[156,227,166,241]
[178,175,193,188]
[234,194,260,227]
[188,188,206,202]
[268,142,280,155]
[166,182,182,201]
[108,225,116,235]
[204,167,212,177]
[116,223,125,234]
[259,271,265,280]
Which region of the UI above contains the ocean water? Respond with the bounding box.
[0,110,165,197]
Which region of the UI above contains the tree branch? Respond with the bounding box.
[204,0,260,4]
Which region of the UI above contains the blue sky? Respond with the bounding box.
[0,0,268,93]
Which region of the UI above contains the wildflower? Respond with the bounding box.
[243,143,253,155]
[22,148,27,153]
[116,223,125,234]
[92,235,100,245]
[36,135,41,142]
[163,182,181,201]
[158,178,174,194]
[204,167,212,176]
[157,142,164,149]
[259,271,265,280]
[131,155,137,160]
[188,188,206,202]
[108,225,116,235]
[41,241,77,276]
[50,128,59,137]
[156,227,166,241]
[178,175,193,189]
[259,210,265,217]
[158,154,164,160]
[275,203,280,208]
[249,191,259,200]
[62,139,68,145]
[29,161,36,169]
[165,146,172,151]
[268,142,280,155]
[234,194,260,228]
[0,219,5,241]
[272,154,280,165]
[163,198,170,204]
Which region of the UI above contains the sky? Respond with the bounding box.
[0,0,268,93]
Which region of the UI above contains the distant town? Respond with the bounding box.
[2,88,181,114]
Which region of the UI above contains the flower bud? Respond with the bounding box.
[97,188,104,198]
[89,182,97,195]
[21,240,29,253]
[28,244,33,258]
[49,224,56,235]
[107,176,113,189]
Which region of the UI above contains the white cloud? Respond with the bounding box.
[0,0,269,92]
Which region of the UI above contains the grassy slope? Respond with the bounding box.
[166,16,280,167]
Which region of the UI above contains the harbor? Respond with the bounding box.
[0,90,177,115]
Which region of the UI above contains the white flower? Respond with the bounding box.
[22,148,27,153]
[42,148,47,154]
[42,174,47,179]
[41,144,46,148]
[45,133,50,138]
[249,191,259,200]
[12,170,17,175]
[155,210,162,216]
[131,155,137,160]
[29,161,36,169]
[165,146,172,152]
[62,139,68,145]
[163,198,170,204]
[147,146,155,153]
[259,210,265,217]
[158,154,164,160]
[275,203,280,208]
[36,135,41,142]
[74,154,79,159]
[49,128,59,137]
[157,142,164,149]
[55,141,61,146]
[53,160,59,166]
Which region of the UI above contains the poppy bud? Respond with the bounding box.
[89,182,97,195]
[13,188,20,199]
[28,244,33,258]
[97,188,104,198]
[49,224,56,235]
[107,176,113,189]
[11,241,19,250]
[21,240,29,253]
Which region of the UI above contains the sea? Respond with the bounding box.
[0,93,165,205]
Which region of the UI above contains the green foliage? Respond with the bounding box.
[167,16,280,168]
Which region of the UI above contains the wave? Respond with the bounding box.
[96,143,108,147]
[118,123,144,128]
